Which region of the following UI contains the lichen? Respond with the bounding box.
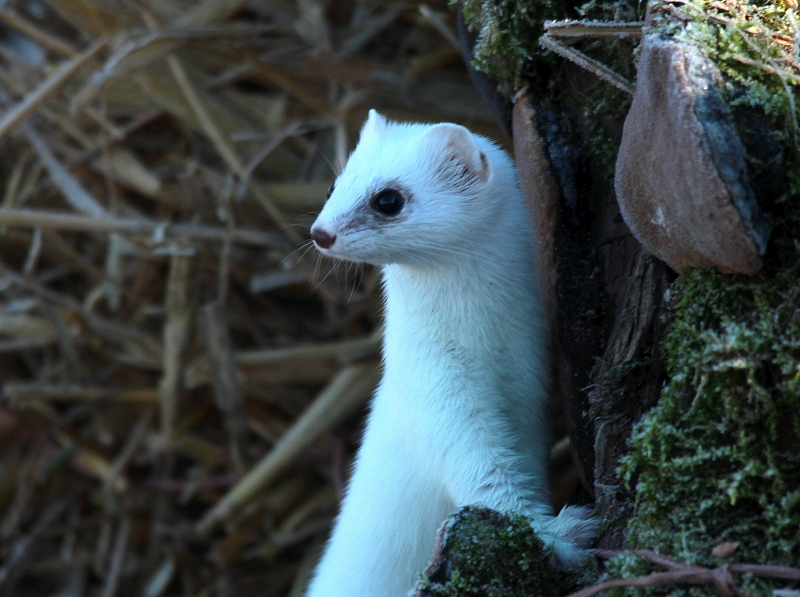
[416,507,587,597]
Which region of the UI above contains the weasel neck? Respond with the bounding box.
[381,215,540,353]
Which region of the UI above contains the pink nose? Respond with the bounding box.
[311,227,336,249]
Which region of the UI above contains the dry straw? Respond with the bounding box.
[0,1,506,596]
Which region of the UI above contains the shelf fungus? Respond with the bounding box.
[615,35,771,275]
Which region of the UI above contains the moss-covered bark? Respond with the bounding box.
[610,4,800,592]
[611,250,800,595]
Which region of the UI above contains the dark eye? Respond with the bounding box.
[327,184,335,199]
[372,189,404,216]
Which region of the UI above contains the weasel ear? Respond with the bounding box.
[363,109,387,136]
[422,123,490,184]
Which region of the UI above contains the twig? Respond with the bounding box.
[544,20,644,38]
[540,36,635,94]
[21,226,42,278]
[199,302,247,475]
[216,178,234,303]
[3,383,160,403]
[0,499,69,591]
[0,337,53,352]
[567,569,730,597]
[0,38,107,143]
[99,517,131,597]
[184,327,382,388]
[0,208,285,248]
[570,549,800,597]
[104,406,156,493]
[197,364,379,533]
[418,5,460,50]
[140,474,240,493]
[159,250,195,437]
[0,9,77,56]
[167,54,246,179]
[42,302,86,382]
[729,563,800,581]
[788,9,800,67]
[2,149,32,208]
[23,124,111,218]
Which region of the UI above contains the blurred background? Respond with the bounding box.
[0,2,574,596]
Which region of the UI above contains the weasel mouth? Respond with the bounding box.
[311,227,337,249]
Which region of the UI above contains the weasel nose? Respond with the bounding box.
[311,227,336,249]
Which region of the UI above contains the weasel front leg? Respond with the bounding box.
[305,420,454,597]
[437,399,597,568]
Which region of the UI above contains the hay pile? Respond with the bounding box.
[0,1,501,595]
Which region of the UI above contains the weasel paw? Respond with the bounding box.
[532,505,597,568]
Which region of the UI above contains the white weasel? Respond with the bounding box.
[306,111,595,597]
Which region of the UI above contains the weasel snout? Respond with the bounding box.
[311,226,336,249]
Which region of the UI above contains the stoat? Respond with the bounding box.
[306,111,595,597]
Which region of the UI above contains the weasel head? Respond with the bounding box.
[310,110,498,266]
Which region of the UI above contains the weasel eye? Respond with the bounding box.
[327,184,335,199]
[372,189,404,216]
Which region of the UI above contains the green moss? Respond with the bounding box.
[573,5,800,596]
[455,0,568,96]
[416,507,586,597]
[611,233,800,595]
[455,0,641,99]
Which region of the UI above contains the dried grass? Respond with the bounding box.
[0,2,564,596]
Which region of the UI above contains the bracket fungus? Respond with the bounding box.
[614,35,771,275]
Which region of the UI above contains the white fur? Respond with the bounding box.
[306,111,596,597]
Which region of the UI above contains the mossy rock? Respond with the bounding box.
[412,507,586,597]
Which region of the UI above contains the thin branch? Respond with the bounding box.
[544,20,644,39]
[0,9,77,56]
[572,549,800,597]
[197,364,379,534]
[540,36,635,94]
[0,208,285,248]
[0,38,107,143]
